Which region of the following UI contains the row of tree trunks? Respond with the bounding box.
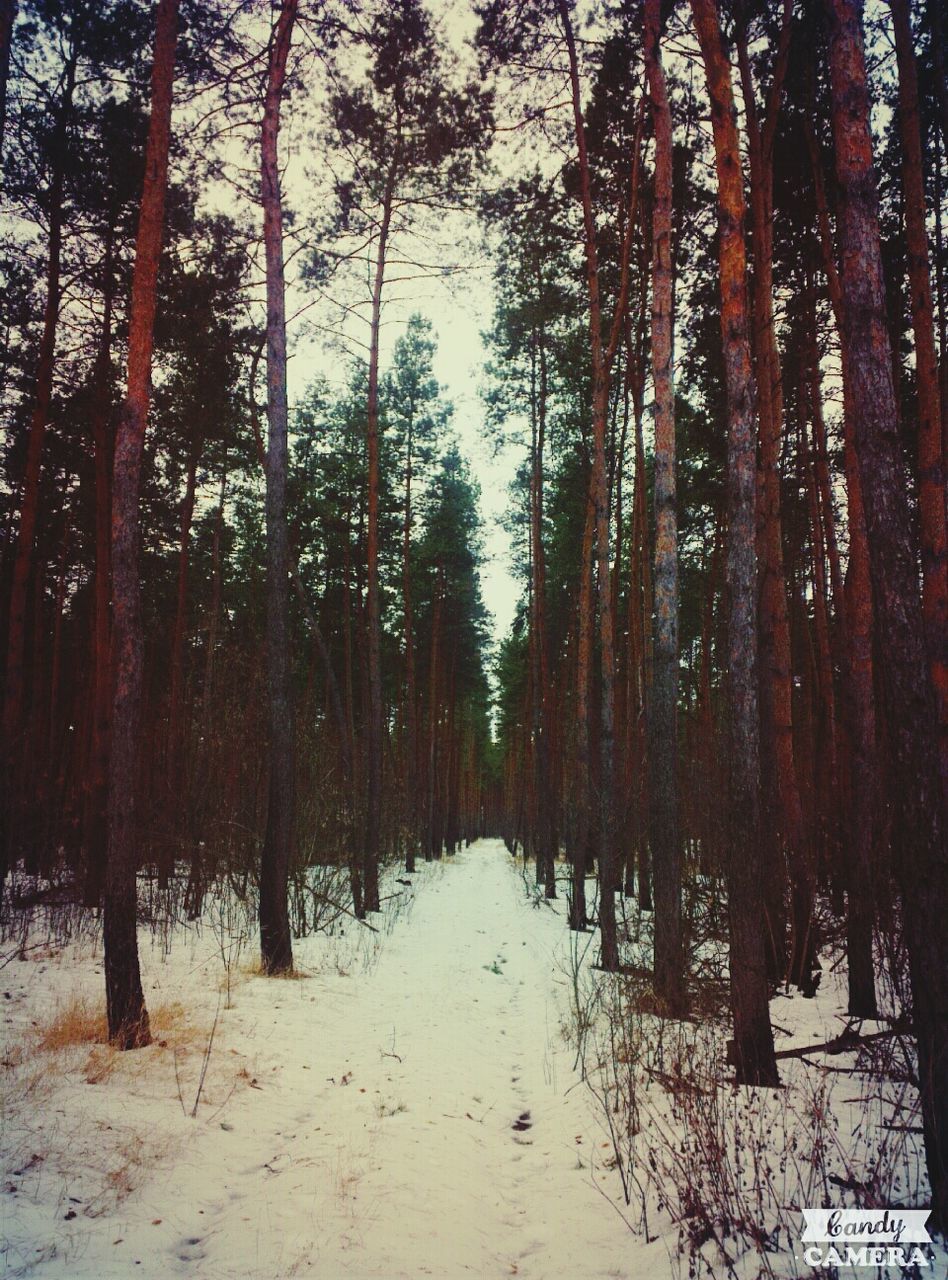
[558,0,645,971]
[2,43,76,869]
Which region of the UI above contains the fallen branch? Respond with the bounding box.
[317,894,380,931]
[774,1024,910,1061]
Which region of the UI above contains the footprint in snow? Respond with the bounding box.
[511,1110,532,1132]
[174,1236,206,1263]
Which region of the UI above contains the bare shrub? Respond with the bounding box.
[579,967,930,1280]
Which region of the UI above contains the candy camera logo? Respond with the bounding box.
[801,1208,932,1268]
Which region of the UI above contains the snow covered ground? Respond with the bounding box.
[2,840,666,1279]
[2,839,943,1279]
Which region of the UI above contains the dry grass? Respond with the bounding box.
[23,996,207,1087]
[35,995,202,1054]
[37,996,108,1051]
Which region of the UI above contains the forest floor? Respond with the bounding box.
[2,840,662,1279]
[2,840,943,1279]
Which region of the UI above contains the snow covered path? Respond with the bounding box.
[4,840,663,1279]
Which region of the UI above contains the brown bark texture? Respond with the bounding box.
[736,0,815,992]
[825,0,948,1226]
[690,0,779,1086]
[105,0,180,1048]
[644,0,684,1013]
[258,0,298,975]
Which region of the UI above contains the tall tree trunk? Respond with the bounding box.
[691,0,779,1086]
[558,0,640,971]
[888,0,948,794]
[83,223,116,907]
[427,566,444,861]
[571,485,595,930]
[364,154,399,912]
[105,0,180,1048]
[736,0,814,991]
[825,0,948,1224]
[530,325,557,897]
[628,390,653,908]
[258,0,298,975]
[802,104,879,1018]
[343,529,363,916]
[402,402,418,873]
[645,0,684,1014]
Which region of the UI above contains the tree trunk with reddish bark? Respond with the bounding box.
[105,0,180,1048]
[825,0,948,1224]
[558,0,642,970]
[691,0,779,1086]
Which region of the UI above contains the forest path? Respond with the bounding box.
[4,841,668,1280]
[161,839,647,1279]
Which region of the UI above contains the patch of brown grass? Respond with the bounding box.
[36,996,200,1055]
[37,996,107,1050]
[87,1003,206,1084]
